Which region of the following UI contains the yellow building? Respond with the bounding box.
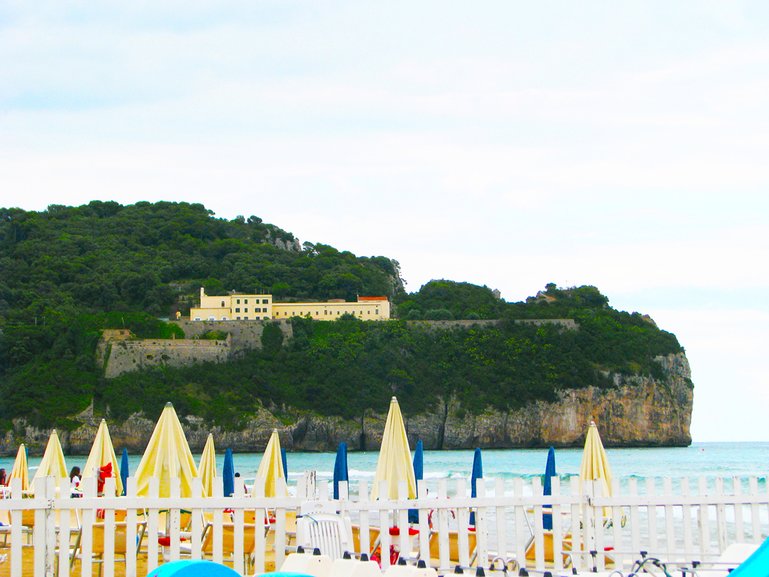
[191,288,273,321]
[190,288,390,321]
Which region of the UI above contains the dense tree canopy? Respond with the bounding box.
[0,201,400,324]
[0,201,685,431]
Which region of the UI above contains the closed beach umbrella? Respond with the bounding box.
[281,448,288,480]
[333,442,349,500]
[543,446,557,530]
[198,434,217,497]
[413,440,424,490]
[83,419,123,496]
[134,403,198,498]
[9,444,29,491]
[371,396,416,500]
[222,448,235,497]
[120,448,129,496]
[408,439,425,523]
[33,429,68,483]
[470,448,483,526]
[580,420,613,498]
[255,429,286,497]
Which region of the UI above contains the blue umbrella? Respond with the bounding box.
[470,448,483,526]
[332,442,348,500]
[281,448,288,480]
[543,446,557,530]
[408,440,424,523]
[120,448,129,497]
[222,448,235,497]
[412,440,424,489]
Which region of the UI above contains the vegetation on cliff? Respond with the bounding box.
[0,201,684,431]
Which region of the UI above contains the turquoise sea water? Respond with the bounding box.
[3,442,767,490]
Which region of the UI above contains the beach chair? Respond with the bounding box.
[69,521,147,577]
[201,522,263,571]
[296,513,355,560]
[427,529,477,570]
[524,531,573,565]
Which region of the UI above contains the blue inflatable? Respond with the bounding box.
[146,560,241,577]
[146,561,314,577]
[728,538,769,577]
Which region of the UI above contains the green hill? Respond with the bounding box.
[0,201,685,431]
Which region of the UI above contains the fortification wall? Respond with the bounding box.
[173,319,293,354]
[103,338,231,378]
[406,318,578,330]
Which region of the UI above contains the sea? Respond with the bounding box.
[3,442,767,494]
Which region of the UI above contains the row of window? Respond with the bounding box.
[274,309,379,316]
[195,311,381,321]
[235,298,270,305]
[234,307,268,313]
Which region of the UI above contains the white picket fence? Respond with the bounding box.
[1,473,768,577]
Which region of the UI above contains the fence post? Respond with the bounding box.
[145,477,160,574]
[44,476,56,577]
[551,476,564,573]
[103,477,117,577]
[358,480,371,558]
[378,480,391,571]
[475,477,488,571]
[125,476,139,577]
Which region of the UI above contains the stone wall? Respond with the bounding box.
[406,319,578,330]
[173,319,293,355]
[102,337,232,378]
[98,320,294,378]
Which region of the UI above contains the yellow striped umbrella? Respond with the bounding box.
[255,429,286,497]
[198,433,217,497]
[371,396,416,500]
[9,444,29,491]
[134,403,198,497]
[33,430,68,483]
[82,419,123,496]
[580,420,613,498]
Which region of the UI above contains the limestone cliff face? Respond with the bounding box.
[0,353,692,456]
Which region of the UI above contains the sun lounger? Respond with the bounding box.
[427,528,477,570]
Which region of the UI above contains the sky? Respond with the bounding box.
[1,1,768,442]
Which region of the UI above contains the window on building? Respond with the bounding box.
[245,299,249,303]
[237,299,241,304]
[376,309,379,315]
[235,308,240,313]
[367,310,371,314]
[262,299,268,304]
[315,311,318,315]
[243,316,248,320]
[236,316,240,320]
[222,317,228,321]
[194,317,201,321]
[221,301,225,307]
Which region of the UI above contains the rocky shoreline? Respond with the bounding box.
[0,353,692,456]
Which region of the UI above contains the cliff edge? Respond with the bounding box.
[0,353,691,455]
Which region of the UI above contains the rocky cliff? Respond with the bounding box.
[0,353,691,455]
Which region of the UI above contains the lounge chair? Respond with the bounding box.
[69,521,147,577]
[200,521,269,571]
[427,528,477,570]
[296,513,355,560]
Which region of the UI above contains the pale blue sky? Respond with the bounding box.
[2,1,768,442]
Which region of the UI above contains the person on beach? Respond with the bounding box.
[69,466,81,495]
[0,468,6,486]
